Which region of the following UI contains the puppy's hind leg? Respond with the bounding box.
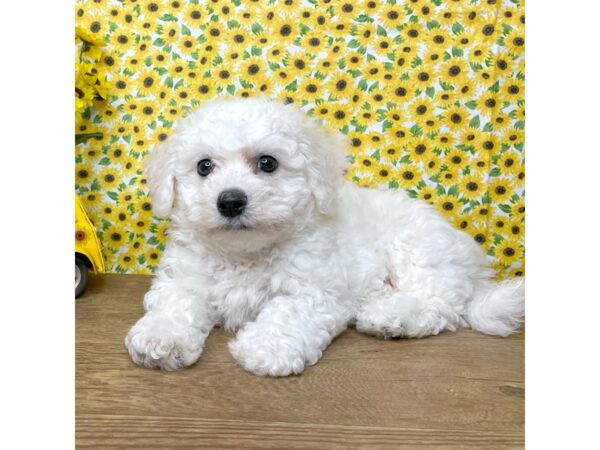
[356,291,467,339]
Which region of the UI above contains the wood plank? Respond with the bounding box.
[76,274,524,448]
[77,415,524,449]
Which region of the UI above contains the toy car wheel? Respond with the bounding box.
[76,256,89,298]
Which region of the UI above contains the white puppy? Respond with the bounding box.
[125,97,524,376]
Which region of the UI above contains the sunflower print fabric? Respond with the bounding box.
[75,0,525,279]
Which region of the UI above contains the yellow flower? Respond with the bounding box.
[144,248,162,267]
[453,78,476,101]
[76,26,106,47]
[396,164,421,190]
[75,163,94,185]
[511,198,526,218]
[446,149,469,171]
[417,186,436,204]
[103,224,127,250]
[494,238,523,267]
[327,103,351,130]
[473,133,500,154]
[440,57,469,85]
[406,137,433,163]
[110,31,135,54]
[406,97,437,127]
[435,194,460,218]
[491,214,510,236]
[380,4,406,29]
[504,28,526,56]
[354,23,376,48]
[443,105,470,132]
[438,169,459,188]
[98,167,120,190]
[502,78,525,102]
[459,173,486,201]
[489,178,513,203]
[423,153,442,176]
[384,79,412,104]
[117,253,137,271]
[498,150,522,177]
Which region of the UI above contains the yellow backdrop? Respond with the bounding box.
[75,0,525,279]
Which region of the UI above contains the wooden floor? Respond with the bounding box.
[76,274,524,449]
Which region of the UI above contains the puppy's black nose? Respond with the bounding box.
[217,189,247,218]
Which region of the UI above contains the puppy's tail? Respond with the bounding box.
[466,278,525,337]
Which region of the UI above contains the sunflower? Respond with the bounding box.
[159,23,180,46]
[476,20,499,43]
[475,68,495,88]
[509,266,525,278]
[469,44,488,64]
[434,132,454,150]
[443,105,470,132]
[144,248,162,268]
[494,238,523,267]
[452,214,474,235]
[177,35,198,57]
[137,99,156,119]
[109,31,135,54]
[446,148,469,171]
[387,125,412,148]
[423,153,442,176]
[384,80,412,104]
[301,31,327,54]
[511,198,526,218]
[435,90,457,109]
[384,106,404,127]
[380,3,406,29]
[354,107,380,129]
[489,178,513,203]
[213,63,238,90]
[470,155,491,177]
[438,169,459,188]
[406,137,433,163]
[239,56,267,82]
[98,167,120,190]
[435,194,460,218]
[314,104,332,122]
[453,78,476,101]
[470,222,489,247]
[474,133,500,154]
[298,76,323,103]
[354,23,377,49]
[438,9,458,26]
[75,163,94,186]
[410,66,437,91]
[507,217,525,239]
[402,23,425,44]
[514,167,525,188]
[424,27,451,54]
[417,185,436,204]
[103,224,127,249]
[373,35,394,58]
[330,18,352,39]
[347,131,367,155]
[422,48,444,66]
[327,103,352,130]
[368,86,387,108]
[117,187,137,205]
[372,163,395,186]
[151,50,171,69]
[440,57,469,85]
[497,150,521,177]
[504,128,525,147]
[459,173,486,201]
[492,112,511,133]
[502,78,525,102]
[269,16,297,43]
[286,53,312,80]
[360,60,388,85]
[406,98,437,127]
[477,93,500,119]
[335,1,358,20]
[396,164,422,190]
[345,51,365,71]
[135,68,161,96]
[381,145,399,163]
[117,252,137,271]
[83,192,102,210]
[504,28,525,56]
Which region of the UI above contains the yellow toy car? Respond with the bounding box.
[75,195,105,297]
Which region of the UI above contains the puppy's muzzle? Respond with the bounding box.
[217,189,247,218]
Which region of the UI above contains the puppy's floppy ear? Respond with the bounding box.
[300,118,348,216]
[145,134,178,217]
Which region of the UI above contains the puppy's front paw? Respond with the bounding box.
[229,327,318,377]
[125,314,204,371]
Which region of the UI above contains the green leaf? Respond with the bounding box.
[75,132,103,145]
[358,79,368,91]
[391,181,401,190]
[226,84,236,95]
[436,184,446,195]
[489,167,502,177]
[427,20,440,30]
[98,157,111,166]
[499,204,512,214]
[469,115,480,128]
[410,124,423,137]
[159,13,178,22]
[251,23,263,35]
[514,120,525,130]
[451,23,464,35]
[348,39,360,49]
[251,46,262,56]
[107,191,119,201]
[481,191,492,204]
[425,86,435,98]
[448,184,459,197]
[464,100,477,110]
[285,79,298,91]
[451,46,464,57]
[371,149,381,161]
[483,122,494,132]
[376,25,387,37]
[399,155,411,164]
[488,80,500,93]
[181,24,191,36]
[90,179,101,191]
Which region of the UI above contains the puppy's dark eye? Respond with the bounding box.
[197,159,214,176]
[258,155,278,173]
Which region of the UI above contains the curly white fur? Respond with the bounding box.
[125,97,524,376]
